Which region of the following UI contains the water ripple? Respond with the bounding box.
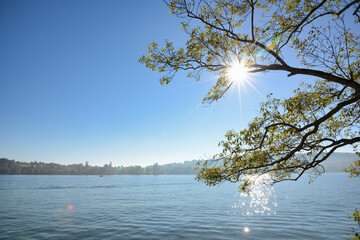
[0,174,359,239]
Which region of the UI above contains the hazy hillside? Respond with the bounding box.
[321,153,358,173]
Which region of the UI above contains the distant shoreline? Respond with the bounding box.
[0,158,197,175]
[1,153,357,175]
[0,174,196,176]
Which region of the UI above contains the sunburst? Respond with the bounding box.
[226,59,249,84]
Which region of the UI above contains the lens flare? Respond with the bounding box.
[256,36,280,58]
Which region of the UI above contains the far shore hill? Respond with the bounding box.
[0,152,358,175]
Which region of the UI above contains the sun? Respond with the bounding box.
[226,60,249,83]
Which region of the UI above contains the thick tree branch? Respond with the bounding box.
[249,64,360,91]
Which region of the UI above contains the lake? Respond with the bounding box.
[0,174,359,239]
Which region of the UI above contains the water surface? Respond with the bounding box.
[0,174,359,239]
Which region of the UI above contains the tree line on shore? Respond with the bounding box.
[0,158,197,175]
[0,153,355,176]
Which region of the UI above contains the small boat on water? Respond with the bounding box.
[99,175,104,177]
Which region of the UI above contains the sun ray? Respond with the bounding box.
[226,58,265,100]
[223,57,266,123]
[237,81,244,127]
[243,78,266,99]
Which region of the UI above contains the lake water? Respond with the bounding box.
[0,174,359,239]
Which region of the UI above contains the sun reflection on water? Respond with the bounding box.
[233,174,277,216]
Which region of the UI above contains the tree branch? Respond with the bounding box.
[249,64,360,91]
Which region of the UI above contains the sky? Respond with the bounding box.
[0,0,354,167]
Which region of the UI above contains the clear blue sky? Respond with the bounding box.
[0,0,352,167]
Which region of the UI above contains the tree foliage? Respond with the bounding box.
[139,0,360,190]
[141,2,360,236]
[349,209,360,240]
